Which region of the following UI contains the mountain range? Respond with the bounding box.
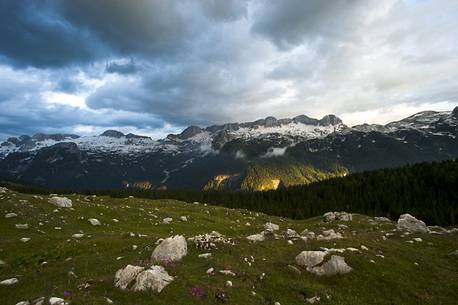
[0,107,457,191]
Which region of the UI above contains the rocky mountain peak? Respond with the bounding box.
[180,126,203,139]
[319,114,343,126]
[100,130,125,138]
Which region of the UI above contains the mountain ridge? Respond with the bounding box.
[0,107,456,191]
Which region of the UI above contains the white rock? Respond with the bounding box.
[151,235,187,263]
[361,245,369,250]
[132,245,138,250]
[287,240,294,245]
[264,222,279,232]
[309,255,352,276]
[180,216,188,222]
[246,232,265,242]
[317,229,342,240]
[0,277,19,285]
[397,214,429,233]
[48,197,72,208]
[88,218,101,226]
[20,237,31,242]
[15,223,29,229]
[219,269,236,276]
[15,301,30,305]
[104,297,113,304]
[162,217,173,224]
[225,280,233,287]
[198,253,212,258]
[323,211,352,222]
[72,233,84,238]
[206,267,214,274]
[112,219,119,223]
[295,251,326,267]
[286,228,299,238]
[114,265,145,290]
[48,297,65,305]
[132,265,174,292]
[306,296,321,304]
[5,212,17,218]
[413,237,423,242]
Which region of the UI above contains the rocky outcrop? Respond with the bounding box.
[397,214,429,233]
[151,235,187,263]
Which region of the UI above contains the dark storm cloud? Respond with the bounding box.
[106,60,139,75]
[0,0,457,138]
[0,1,106,68]
[251,0,369,49]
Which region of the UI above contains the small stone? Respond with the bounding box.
[180,216,188,222]
[88,218,101,226]
[5,212,17,218]
[48,297,65,305]
[15,223,29,229]
[162,217,173,224]
[306,296,321,304]
[225,280,233,287]
[0,277,19,285]
[198,253,212,258]
[206,267,214,275]
[72,233,84,238]
[20,237,31,242]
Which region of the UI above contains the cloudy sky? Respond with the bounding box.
[1,0,457,139]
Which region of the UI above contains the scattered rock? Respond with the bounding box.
[151,235,187,263]
[397,214,429,233]
[316,229,342,240]
[295,251,326,267]
[114,265,145,290]
[191,231,234,250]
[0,277,19,285]
[448,250,458,256]
[264,222,279,232]
[132,265,174,292]
[246,232,265,242]
[306,296,321,304]
[16,301,30,305]
[15,223,29,229]
[48,297,65,305]
[180,216,188,222]
[323,211,352,223]
[5,212,17,218]
[198,253,212,259]
[72,233,84,238]
[162,217,173,224]
[20,237,31,242]
[219,269,236,276]
[48,197,72,208]
[88,218,101,226]
[206,267,214,275]
[225,280,233,287]
[413,237,423,242]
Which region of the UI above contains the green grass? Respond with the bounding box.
[1,189,457,305]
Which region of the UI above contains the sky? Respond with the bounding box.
[0,0,457,140]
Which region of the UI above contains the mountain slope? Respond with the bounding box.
[0,187,457,305]
[0,107,457,191]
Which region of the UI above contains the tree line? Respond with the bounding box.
[2,159,457,226]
